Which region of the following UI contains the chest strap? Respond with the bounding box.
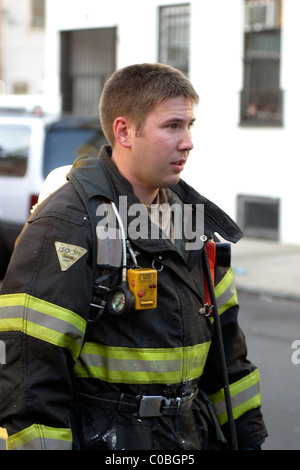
[74,389,197,417]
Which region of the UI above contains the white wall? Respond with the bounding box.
[2,0,45,94]
[186,0,244,214]
[187,0,299,246]
[279,0,300,244]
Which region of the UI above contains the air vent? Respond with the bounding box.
[237,194,280,240]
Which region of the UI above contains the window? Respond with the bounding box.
[43,122,107,178]
[0,126,31,177]
[31,0,45,28]
[240,0,283,126]
[13,82,29,95]
[158,4,190,76]
[237,194,280,240]
[60,28,116,117]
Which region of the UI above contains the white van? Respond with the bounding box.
[0,110,107,278]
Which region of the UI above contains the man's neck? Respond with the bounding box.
[130,182,159,205]
[111,149,159,205]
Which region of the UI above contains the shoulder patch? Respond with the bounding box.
[55,241,87,272]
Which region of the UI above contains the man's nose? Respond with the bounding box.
[179,129,194,151]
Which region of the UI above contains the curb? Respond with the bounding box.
[236,285,300,303]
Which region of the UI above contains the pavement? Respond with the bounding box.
[231,237,300,302]
[0,236,300,450]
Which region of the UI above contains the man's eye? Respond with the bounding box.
[168,123,178,129]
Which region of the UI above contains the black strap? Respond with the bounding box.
[74,389,197,417]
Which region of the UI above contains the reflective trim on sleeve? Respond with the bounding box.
[208,369,262,425]
[0,427,7,440]
[6,424,72,450]
[214,267,238,315]
[74,341,211,384]
[0,293,86,361]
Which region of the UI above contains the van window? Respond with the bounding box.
[43,127,106,178]
[0,125,30,176]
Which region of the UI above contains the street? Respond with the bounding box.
[238,291,300,450]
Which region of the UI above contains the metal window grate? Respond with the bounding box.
[60,28,116,117]
[241,0,283,126]
[159,4,190,76]
[244,0,281,32]
[31,0,45,28]
[237,194,280,240]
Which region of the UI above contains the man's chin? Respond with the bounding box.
[168,175,182,187]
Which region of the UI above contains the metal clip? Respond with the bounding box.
[88,285,111,323]
[199,303,214,317]
[135,395,165,417]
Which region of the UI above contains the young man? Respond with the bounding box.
[0,63,267,450]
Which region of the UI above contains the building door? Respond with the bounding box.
[60,27,116,117]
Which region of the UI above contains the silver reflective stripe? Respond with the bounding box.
[10,437,72,451]
[213,382,260,418]
[6,424,72,450]
[0,294,86,361]
[74,341,211,384]
[209,369,262,425]
[215,267,238,315]
[79,354,182,373]
[216,281,236,311]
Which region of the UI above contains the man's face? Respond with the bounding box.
[128,96,195,196]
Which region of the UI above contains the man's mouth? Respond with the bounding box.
[171,159,186,172]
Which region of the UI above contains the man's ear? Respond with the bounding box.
[113,117,132,149]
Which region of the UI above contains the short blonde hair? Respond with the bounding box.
[99,63,199,146]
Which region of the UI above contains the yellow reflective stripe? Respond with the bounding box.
[6,424,72,450]
[208,369,262,425]
[0,293,86,361]
[214,267,238,315]
[0,427,7,440]
[74,342,211,384]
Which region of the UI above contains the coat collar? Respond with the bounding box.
[69,145,243,246]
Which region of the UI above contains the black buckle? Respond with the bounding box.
[135,395,165,417]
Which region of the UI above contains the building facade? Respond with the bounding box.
[0,0,45,95]
[5,0,300,245]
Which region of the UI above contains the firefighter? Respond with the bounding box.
[0,63,267,450]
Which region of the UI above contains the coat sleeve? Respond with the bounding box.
[0,186,94,450]
[201,263,268,449]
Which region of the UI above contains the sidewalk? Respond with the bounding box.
[231,238,300,302]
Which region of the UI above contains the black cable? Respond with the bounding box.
[202,248,238,450]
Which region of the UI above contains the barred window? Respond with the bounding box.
[237,194,280,240]
[31,0,45,28]
[240,0,283,126]
[158,4,190,76]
